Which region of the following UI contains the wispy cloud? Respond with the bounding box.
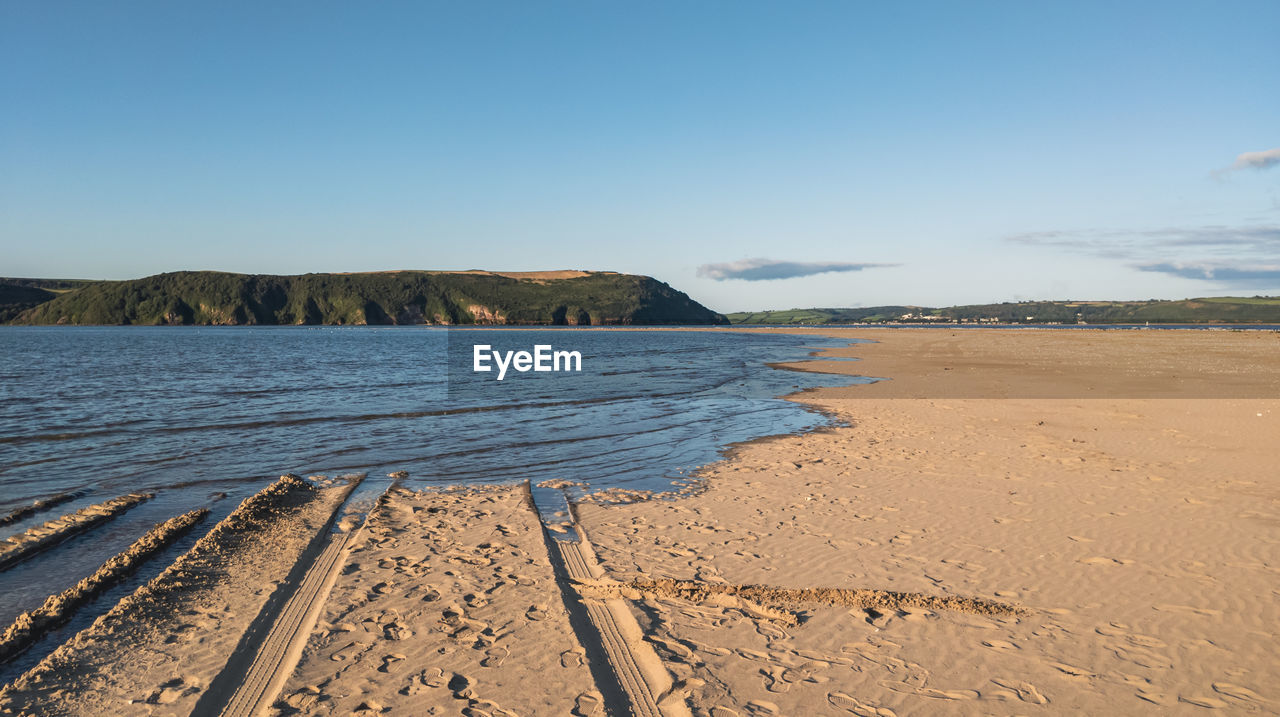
[1136,262,1280,283]
[1008,224,1280,286]
[1229,147,1280,172]
[1009,225,1280,256]
[696,258,898,281]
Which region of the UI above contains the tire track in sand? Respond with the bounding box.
[193,477,370,717]
[549,528,694,717]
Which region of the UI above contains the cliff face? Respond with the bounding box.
[9,271,729,326]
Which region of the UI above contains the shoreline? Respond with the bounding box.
[0,327,1275,714]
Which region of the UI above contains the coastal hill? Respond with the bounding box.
[2,270,729,326]
[728,297,1280,325]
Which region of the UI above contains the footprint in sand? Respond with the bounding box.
[481,645,509,668]
[761,667,790,694]
[352,698,386,714]
[383,622,413,641]
[464,699,517,717]
[735,648,771,663]
[448,673,475,699]
[146,676,202,705]
[709,708,741,717]
[330,640,369,662]
[525,603,550,621]
[281,686,324,710]
[862,607,898,629]
[781,660,827,685]
[744,700,780,716]
[378,653,407,673]
[572,691,604,716]
[828,692,897,716]
[990,678,1048,705]
[560,647,586,668]
[401,667,448,695]
[754,621,789,641]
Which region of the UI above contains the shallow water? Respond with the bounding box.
[0,327,868,625]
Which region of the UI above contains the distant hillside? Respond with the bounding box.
[727,297,1280,325]
[8,271,728,326]
[0,283,58,323]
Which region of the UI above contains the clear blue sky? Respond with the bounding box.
[2,1,1277,311]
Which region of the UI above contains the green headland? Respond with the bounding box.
[1,270,728,326]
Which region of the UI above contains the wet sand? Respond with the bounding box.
[0,327,1275,715]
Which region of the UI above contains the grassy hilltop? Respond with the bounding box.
[3,270,728,326]
[727,297,1280,325]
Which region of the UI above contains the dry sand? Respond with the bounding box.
[574,328,1280,715]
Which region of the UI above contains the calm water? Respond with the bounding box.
[0,327,866,632]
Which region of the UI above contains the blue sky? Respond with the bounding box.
[2,1,1277,311]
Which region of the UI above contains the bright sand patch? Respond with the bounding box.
[576,328,1279,714]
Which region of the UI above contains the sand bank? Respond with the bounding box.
[575,328,1279,714]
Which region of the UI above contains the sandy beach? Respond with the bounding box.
[1,328,1276,715]
[577,328,1280,714]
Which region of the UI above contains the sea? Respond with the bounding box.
[0,326,868,652]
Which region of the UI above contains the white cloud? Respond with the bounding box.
[696,258,898,281]
[1230,147,1280,172]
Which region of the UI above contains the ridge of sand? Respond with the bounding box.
[0,492,80,527]
[0,475,355,715]
[573,577,1023,621]
[0,493,152,571]
[0,508,209,664]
